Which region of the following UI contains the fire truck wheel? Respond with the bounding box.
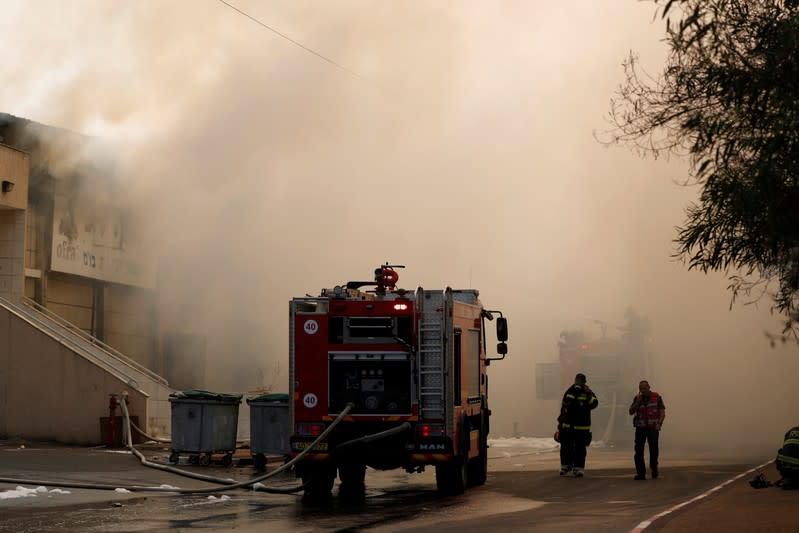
[301,464,336,501]
[468,415,489,486]
[467,448,488,486]
[338,463,366,502]
[200,453,212,467]
[435,455,467,496]
[338,463,366,488]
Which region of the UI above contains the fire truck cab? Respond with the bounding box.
[289,264,508,498]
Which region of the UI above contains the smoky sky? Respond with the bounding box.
[2,0,797,455]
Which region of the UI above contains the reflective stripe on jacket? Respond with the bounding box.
[559,385,598,431]
[777,427,799,469]
[633,391,663,429]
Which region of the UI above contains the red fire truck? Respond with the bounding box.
[289,264,508,498]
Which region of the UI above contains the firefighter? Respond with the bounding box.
[776,426,799,488]
[557,373,599,477]
[629,380,666,480]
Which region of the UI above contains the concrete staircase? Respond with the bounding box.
[0,296,173,439]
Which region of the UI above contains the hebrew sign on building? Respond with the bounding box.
[51,179,156,289]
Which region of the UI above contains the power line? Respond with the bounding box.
[217,0,360,78]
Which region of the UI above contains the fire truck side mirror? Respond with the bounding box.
[497,342,508,355]
[496,317,508,342]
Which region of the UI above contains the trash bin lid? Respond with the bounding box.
[247,392,290,404]
[169,390,243,403]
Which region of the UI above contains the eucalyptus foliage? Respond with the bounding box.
[609,0,799,341]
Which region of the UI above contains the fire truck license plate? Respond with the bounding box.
[294,442,328,451]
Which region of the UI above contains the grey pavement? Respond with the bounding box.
[1,439,796,533]
[0,439,290,516]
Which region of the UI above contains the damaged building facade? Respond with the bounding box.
[0,113,203,443]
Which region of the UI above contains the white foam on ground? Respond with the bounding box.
[0,486,71,500]
[488,436,559,452]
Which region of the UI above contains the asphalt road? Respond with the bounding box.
[0,441,775,533]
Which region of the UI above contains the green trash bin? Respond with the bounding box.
[246,392,289,472]
[169,390,242,466]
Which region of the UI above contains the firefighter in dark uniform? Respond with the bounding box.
[557,373,599,477]
[776,426,799,488]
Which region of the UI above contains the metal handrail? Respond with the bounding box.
[21,296,167,385]
[14,296,168,386]
[0,295,144,389]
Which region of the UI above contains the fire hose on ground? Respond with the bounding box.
[128,417,171,444]
[333,423,411,455]
[0,394,355,495]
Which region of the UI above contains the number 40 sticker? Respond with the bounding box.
[303,319,319,335]
[303,393,318,408]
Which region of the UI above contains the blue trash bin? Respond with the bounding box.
[169,390,242,466]
[246,392,289,471]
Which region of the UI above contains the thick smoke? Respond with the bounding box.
[2,0,796,455]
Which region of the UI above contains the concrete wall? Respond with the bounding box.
[0,210,24,302]
[0,144,29,211]
[0,305,148,444]
[0,144,28,304]
[105,283,158,370]
[43,274,158,371]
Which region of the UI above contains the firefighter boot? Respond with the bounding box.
[559,465,572,476]
[573,467,584,478]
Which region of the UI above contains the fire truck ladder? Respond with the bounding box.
[418,289,447,421]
